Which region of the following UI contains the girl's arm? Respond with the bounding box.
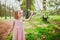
[23,10,34,21]
[8,21,15,36]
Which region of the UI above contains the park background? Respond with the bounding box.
[0,0,60,40]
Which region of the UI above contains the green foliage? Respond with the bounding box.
[24,24,60,40]
[4,15,60,40]
[21,0,35,10]
[7,24,60,40]
[46,0,60,15]
[26,33,34,40]
[49,16,60,22]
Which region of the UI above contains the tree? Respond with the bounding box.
[42,0,47,16]
[42,0,49,22]
[4,0,7,19]
[47,0,60,15]
[0,0,2,17]
[21,0,35,19]
[43,0,46,10]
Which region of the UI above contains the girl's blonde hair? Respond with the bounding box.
[14,10,23,19]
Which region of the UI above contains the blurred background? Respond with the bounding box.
[0,0,60,40]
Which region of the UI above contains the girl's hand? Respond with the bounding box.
[8,32,11,36]
[28,9,34,15]
[23,9,34,21]
[31,11,34,14]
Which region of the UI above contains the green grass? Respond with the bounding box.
[0,15,60,40]
[8,24,60,40]
[49,15,60,22]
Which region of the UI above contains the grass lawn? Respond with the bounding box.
[49,15,60,22]
[0,15,60,40]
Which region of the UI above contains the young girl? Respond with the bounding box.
[8,9,34,40]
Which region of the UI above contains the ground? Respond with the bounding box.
[0,16,60,40]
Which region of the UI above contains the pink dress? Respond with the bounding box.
[13,17,25,40]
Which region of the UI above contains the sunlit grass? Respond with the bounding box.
[49,15,60,22]
[0,15,60,40]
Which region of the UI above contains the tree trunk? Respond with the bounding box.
[26,0,32,19]
[0,2,1,17]
[5,0,7,19]
[43,0,46,10]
